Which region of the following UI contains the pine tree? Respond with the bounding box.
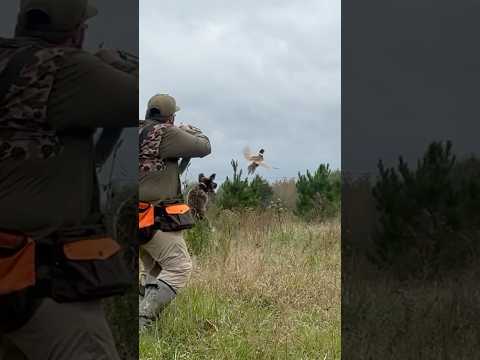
[296,164,340,220]
[371,140,480,279]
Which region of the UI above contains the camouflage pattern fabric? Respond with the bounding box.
[0,39,65,161]
[139,121,169,174]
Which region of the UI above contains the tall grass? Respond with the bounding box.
[141,209,341,359]
[342,173,480,359]
[343,249,480,359]
[271,178,297,210]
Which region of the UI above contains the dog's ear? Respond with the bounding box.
[210,173,216,180]
[198,173,205,182]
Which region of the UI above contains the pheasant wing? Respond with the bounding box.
[243,146,254,161]
[259,161,272,169]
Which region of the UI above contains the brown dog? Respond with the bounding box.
[187,173,217,220]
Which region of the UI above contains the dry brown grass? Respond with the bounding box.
[342,176,480,359]
[343,251,480,359]
[195,212,340,315]
[271,178,298,210]
[141,209,341,359]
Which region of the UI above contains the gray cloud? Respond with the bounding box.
[140,0,340,183]
[343,0,480,175]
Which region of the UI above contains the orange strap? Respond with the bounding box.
[165,204,191,215]
[0,240,35,295]
[138,202,191,229]
[63,237,121,261]
[139,202,154,229]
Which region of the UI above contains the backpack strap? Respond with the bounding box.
[0,46,39,102]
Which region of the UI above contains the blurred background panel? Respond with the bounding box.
[342,0,480,358]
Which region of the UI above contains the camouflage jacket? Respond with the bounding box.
[139,120,169,174]
[0,38,66,161]
[139,123,211,202]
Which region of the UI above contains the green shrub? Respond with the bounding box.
[217,160,273,210]
[249,175,274,208]
[296,164,341,221]
[371,140,480,279]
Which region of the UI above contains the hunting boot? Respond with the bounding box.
[139,278,176,333]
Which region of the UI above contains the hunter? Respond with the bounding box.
[139,94,211,331]
[0,0,137,359]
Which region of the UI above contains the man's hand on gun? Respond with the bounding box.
[178,123,201,134]
[95,47,139,77]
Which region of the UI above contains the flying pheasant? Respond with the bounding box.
[243,146,274,175]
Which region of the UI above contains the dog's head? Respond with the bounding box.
[198,173,217,193]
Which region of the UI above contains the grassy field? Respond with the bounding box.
[140,209,340,359]
[342,174,480,359]
[343,251,480,359]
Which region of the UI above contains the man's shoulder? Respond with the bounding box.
[141,120,174,132]
[60,48,107,69]
[162,125,194,139]
[0,37,101,67]
[140,122,202,144]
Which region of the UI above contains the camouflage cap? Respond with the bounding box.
[19,0,98,32]
[147,94,181,117]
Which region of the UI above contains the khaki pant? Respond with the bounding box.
[1,299,120,360]
[140,230,192,291]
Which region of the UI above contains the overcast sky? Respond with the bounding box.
[343,0,480,176]
[140,0,340,183]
